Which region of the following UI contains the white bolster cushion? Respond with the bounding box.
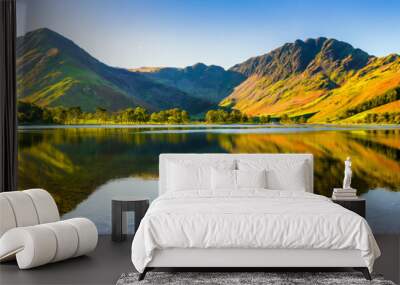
[0,218,98,269]
[0,226,57,269]
[0,192,39,227]
[42,221,79,262]
[0,196,17,237]
[64,218,98,257]
[23,189,60,224]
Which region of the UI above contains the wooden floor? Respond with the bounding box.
[0,234,398,285]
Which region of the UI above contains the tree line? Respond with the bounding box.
[339,87,400,121]
[17,102,190,124]
[18,101,262,124]
[17,102,278,125]
[363,112,400,124]
[17,101,399,125]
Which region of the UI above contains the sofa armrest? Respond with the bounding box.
[0,226,57,268]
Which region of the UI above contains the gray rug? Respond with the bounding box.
[116,272,396,285]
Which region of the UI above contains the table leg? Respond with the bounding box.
[112,201,124,242]
[134,201,149,234]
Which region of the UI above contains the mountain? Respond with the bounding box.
[222,38,400,123]
[131,63,245,104]
[16,28,212,113]
[17,30,399,122]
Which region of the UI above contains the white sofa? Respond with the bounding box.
[0,189,98,269]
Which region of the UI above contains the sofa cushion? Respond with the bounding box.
[0,192,39,227]
[0,196,17,237]
[0,217,97,269]
[24,189,60,224]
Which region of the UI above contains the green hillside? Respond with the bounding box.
[222,38,400,123]
[17,28,212,113]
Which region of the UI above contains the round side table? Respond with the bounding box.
[111,196,149,242]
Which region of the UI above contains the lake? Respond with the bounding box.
[17,124,400,234]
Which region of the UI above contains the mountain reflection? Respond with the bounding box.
[18,127,400,214]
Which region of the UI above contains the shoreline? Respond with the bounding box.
[18,123,400,131]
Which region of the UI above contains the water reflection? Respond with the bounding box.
[62,178,158,234]
[18,125,400,233]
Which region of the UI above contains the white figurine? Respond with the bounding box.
[343,156,352,190]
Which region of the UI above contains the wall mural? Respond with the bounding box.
[16,0,399,234]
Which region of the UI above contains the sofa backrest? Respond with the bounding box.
[0,189,60,237]
[159,153,313,195]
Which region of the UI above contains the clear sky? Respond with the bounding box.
[17,0,400,69]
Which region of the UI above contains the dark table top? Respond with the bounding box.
[112,196,149,202]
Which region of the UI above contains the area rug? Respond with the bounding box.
[116,271,396,285]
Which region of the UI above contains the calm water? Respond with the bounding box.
[18,125,400,234]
